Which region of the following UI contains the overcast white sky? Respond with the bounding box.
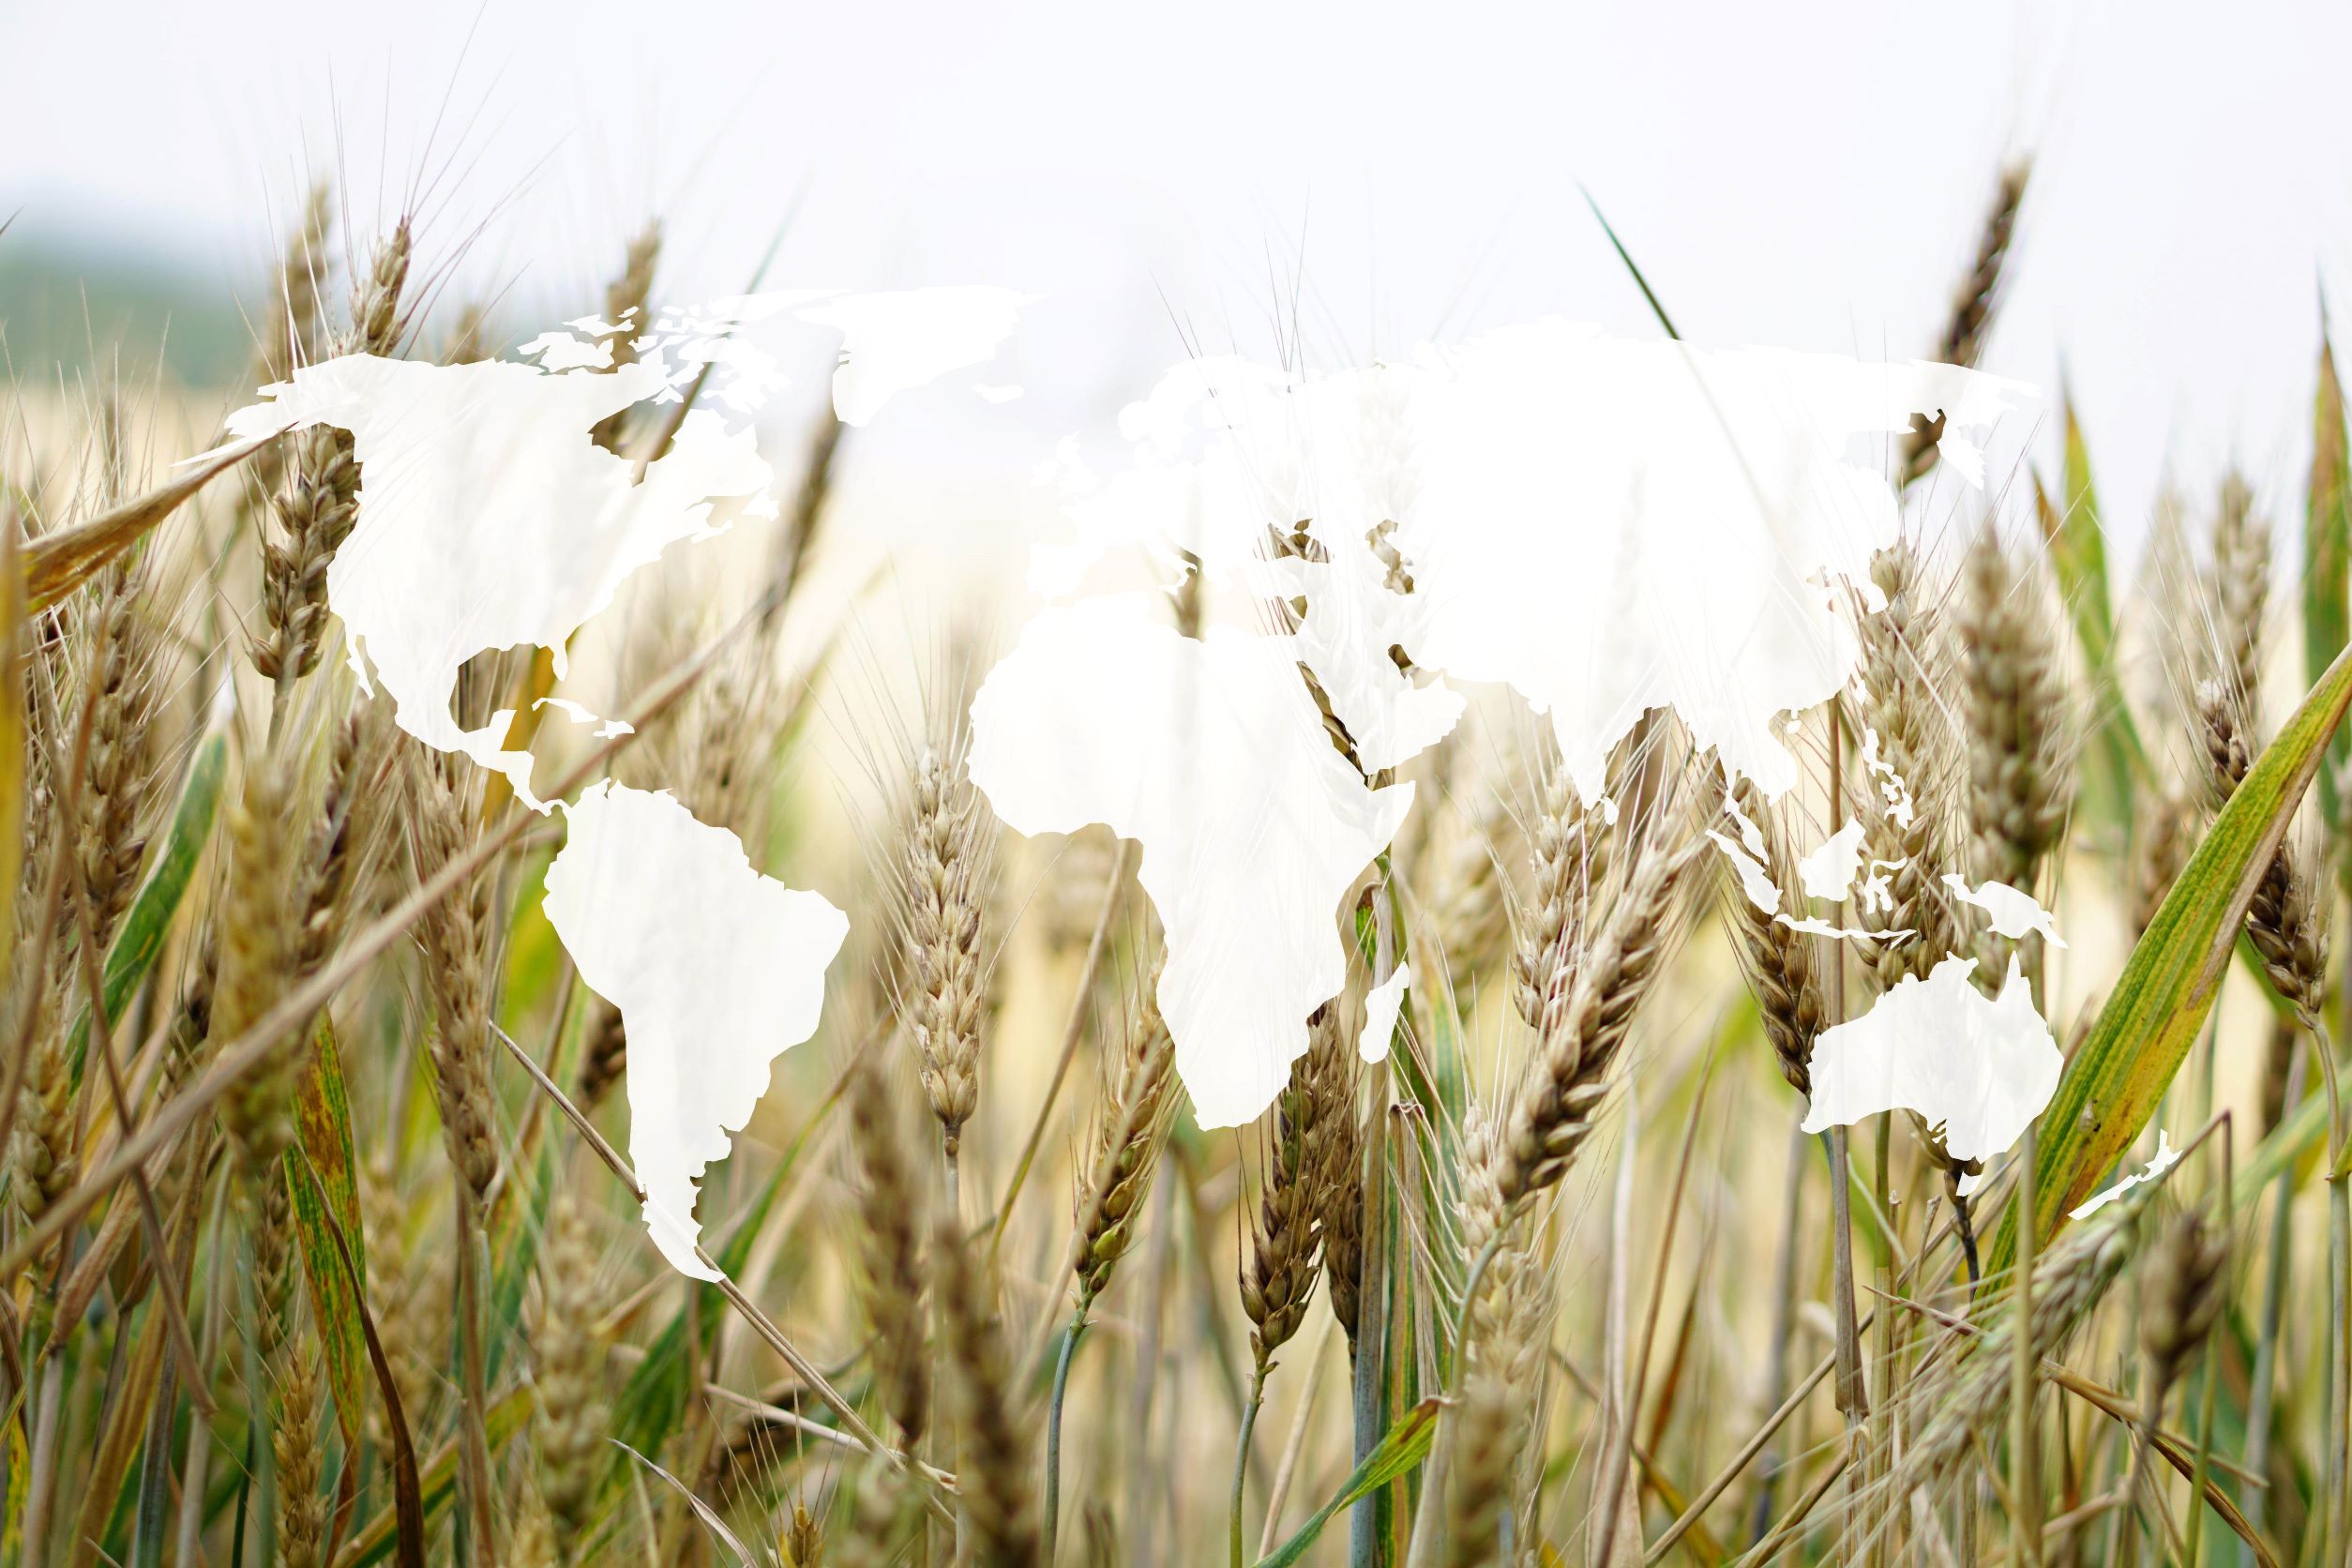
[8,0,2349,564]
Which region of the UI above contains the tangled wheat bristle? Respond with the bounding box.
[1899,1190,2146,1500]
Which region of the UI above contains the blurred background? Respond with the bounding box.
[5,0,2349,569]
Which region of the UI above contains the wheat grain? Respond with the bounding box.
[589,220,661,456]
[215,758,299,1182]
[1071,993,1180,1317]
[1903,163,2028,483]
[848,1054,931,1447]
[409,747,500,1202]
[934,1214,1039,1565]
[254,218,413,685]
[274,1317,328,1568]
[1858,539,1959,984]
[1500,796,1698,1208]
[1957,521,2071,894]
[1721,776,1823,1097]
[534,1197,610,1541]
[898,736,993,1171]
[1449,1107,1550,1567]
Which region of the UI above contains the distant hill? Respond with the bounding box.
[0,228,251,389]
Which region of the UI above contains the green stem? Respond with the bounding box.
[1347,1148,1389,1568]
[944,1145,967,1566]
[1349,875,1398,1568]
[2242,1043,2304,1567]
[1819,706,1871,1543]
[455,1191,497,1565]
[20,1349,63,1568]
[2318,1018,2348,1568]
[2184,1152,2228,1568]
[1748,1118,1808,1545]
[1045,1311,1088,1565]
[2012,1120,2042,1567]
[130,1357,177,1568]
[178,1178,230,1568]
[2329,1176,2349,1568]
[1231,1367,1267,1568]
[1822,1129,1868,1425]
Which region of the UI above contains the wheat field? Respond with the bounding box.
[1,157,2348,1568]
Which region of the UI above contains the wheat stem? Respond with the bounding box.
[1343,868,1402,1568]
[1229,1364,1268,1568]
[1747,1118,1808,1545]
[21,1352,64,1568]
[1045,1310,1086,1563]
[2329,1174,2351,1568]
[1259,1316,1334,1560]
[2012,1120,2043,1567]
[2243,1046,2303,1563]
[454,1189,498,1563]
[490,1021,955,1523]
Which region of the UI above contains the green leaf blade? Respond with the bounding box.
[1988,634,2352,1278]
[2305,322,2349,828]
[1251,1396,1444,1568]
[289,1021,370,1452]
[2039,397,2146,832]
